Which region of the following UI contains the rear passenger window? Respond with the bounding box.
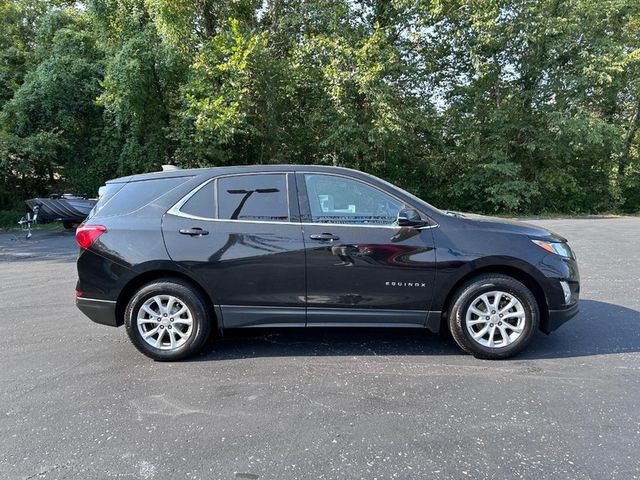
[180,181,214,218]
[217,174,289,222]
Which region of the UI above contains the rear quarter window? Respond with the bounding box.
[92,177,189,218]
[179,180,215,219]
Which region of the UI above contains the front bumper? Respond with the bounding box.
[542,302,580,334]
[76,297,119,327]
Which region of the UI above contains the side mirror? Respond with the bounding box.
[397,208,426,227]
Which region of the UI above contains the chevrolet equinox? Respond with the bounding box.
[75,165,580,360]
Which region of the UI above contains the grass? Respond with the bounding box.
[499,212,640,220]
[470,208,640,219]
[0,209,69,232]
[1,222,65,232]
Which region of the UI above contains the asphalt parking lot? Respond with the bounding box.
[1,217,639,480]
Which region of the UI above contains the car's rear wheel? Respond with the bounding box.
[448,274,539,359]
[125,279,211,361]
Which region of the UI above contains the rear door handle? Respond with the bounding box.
[309,233,339,241]
[179,227,209,236]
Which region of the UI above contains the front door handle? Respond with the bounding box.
[309,233,339,241]
[179,227,209,236]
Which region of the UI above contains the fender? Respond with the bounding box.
[431,254,550,313]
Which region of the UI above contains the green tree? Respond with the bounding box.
[0,0,639,217]
[0,7,103,203]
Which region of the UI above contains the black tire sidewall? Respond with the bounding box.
[125,280,210,361]
[450,275,539,359]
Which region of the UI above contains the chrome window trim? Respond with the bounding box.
[167,171,439,229]
[165,216,437,230]
[168,172,293,223]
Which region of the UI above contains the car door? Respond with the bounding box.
[297,172,437,326]
[162,172,306,328]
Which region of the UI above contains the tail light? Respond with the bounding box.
[76,224,107,249]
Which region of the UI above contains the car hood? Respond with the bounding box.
[444,211,567,242]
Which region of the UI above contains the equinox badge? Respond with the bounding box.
[385,281,427,288]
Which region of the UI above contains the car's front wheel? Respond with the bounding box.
[124,279,211,361]
[448,274,539,359]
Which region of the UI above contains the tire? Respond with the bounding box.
[63,221,75,230]
[448,274,539,359]
[124,278,212,361]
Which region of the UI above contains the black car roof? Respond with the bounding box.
[106,164,366,184]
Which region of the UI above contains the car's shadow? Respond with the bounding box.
[521,299,640,360]
[191,299,640,361]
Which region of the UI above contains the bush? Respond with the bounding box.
[0,209,27,229]
[621,172,640,213]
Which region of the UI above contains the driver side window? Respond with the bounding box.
[304,174,403,225]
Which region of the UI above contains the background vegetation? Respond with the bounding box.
[1,0,639,219]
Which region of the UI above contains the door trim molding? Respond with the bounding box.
[218,305,442,332]
[306,307,428,327]
[220,305,306,328]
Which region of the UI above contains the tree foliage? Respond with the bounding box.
[1,0,639,214]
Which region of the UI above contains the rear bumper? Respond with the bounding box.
[542,302,580,334]
[76,297,119,327]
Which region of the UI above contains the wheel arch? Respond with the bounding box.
[438,264,549,333]
[115,269,218,330]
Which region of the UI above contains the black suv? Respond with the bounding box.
[75,165,579,360]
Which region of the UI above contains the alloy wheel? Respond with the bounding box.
[137,295,194,350]
[465,290,526,348]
